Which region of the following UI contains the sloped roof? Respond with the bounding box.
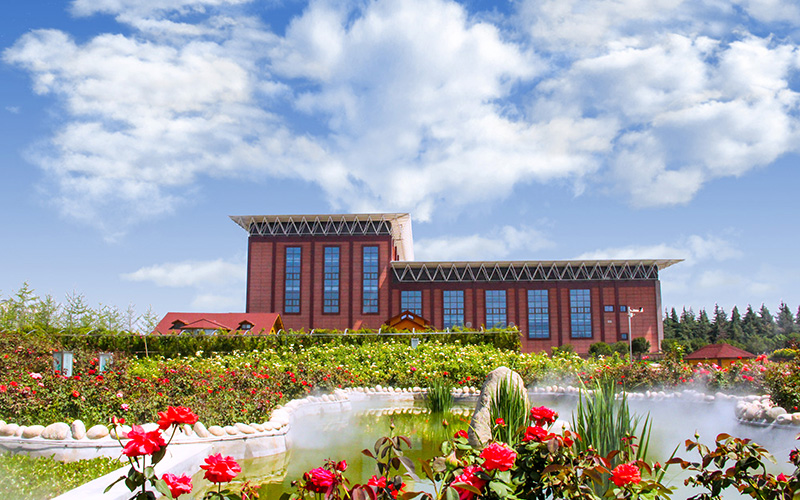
[385,311,433,329]
[685,343,756,360]
[152,312,283,335]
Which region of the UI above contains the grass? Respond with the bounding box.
[489,375,531,446]
[425,378,454,413]
[0,452,123,500]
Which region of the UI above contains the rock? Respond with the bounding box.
[208,426,225,437]
[766,407,787,421]
[87,425,110,440]
[71,420,86,440]
[141,423,160,433]
[0,424,18,437]
[110,425,131,440]
[194,422,210,438]
[224,425,239,435]
[22,425,45,438]
[777,414,793,425]
[743,404,761,420]
[251,423,265,432]
[41,422,70,440]
[15,426,25,437]
[235,423,256,435]
[181,424,194,437]
[468,366,529,448]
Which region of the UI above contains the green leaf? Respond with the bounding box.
[443,487,459,500]
[143,466,155,480]
[153,478,171,497]
[104,475,126,493]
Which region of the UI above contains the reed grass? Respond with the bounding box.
[425,378,454,413]
[489,376,531,446]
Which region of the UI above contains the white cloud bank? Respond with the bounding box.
[4,0,800,233]
[122,258,245,287]
[415,225,553,261]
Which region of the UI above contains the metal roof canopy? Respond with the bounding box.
[391,259,683,282]
[230,213,414,261]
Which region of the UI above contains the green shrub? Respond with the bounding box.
[0,453,122,500]
[589,342,613,357]
[489,376,530,446]
[425,378,454,413]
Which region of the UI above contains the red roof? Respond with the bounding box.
[685,343,756,360]
[152,312,283,335]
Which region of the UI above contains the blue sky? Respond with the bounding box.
[2,0,800,325]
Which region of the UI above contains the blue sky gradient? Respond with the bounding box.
[2,0,800,322]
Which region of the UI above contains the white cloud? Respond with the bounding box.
[191,292,242,310]
[5,106,20,114]
[121,258,245,287]
[5,0,800,233]
[414,225,553,261]
[575,234,742,264]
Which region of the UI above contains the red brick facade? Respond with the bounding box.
[237,214,675,354]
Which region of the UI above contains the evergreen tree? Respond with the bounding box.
[678,307,696,340]
[742,305,759,338]
[710,304,728,343]
[729,306,744,343]
[663,308,679,339]
[777,302,797,336]
[757,304,775,337]
[695,309,713,343]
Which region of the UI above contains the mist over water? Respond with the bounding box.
[241,395,796,498]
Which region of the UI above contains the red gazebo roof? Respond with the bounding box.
[685,343,756,360]
[152,312,283,335]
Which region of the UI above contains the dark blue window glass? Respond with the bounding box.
[323,247,339,314]
[527,290,549,338]
[362,246,379,313]
[570,289,592,338]
[284,247,301,313]
[485,290,506,328]
[443,290,464,329]
[401,290,422,315]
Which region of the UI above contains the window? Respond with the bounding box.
[401,290,422,315]
[323,247,340,314]
[362,246,379,313]
[570,289,592,338]
[284,247,301,313]
[443,290,464,329]
[527,290,549,339]
[620,305,628,312]
[485,290,506,328]
[604,305,615,312]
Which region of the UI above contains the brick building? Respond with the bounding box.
[231,213,680,354]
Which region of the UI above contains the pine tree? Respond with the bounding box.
[695,309,713,343]
[711,304,728,343]
[729,306,744,343]
[758,304,775,337]
[777,302,797,336]
[663,308,679,339]
[678,307,696,340]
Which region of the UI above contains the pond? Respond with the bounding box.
[188,394,799,498]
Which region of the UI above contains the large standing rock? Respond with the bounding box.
[468,366,529,448]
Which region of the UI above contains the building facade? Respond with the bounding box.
[232,214,680,354]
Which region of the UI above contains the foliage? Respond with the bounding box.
[0,453,122,500]
[426,378,455,413]
[489,376,530,446]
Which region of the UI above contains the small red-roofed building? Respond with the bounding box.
[152,312,283,335]
[685,343,756,368]
[384,311,433,332]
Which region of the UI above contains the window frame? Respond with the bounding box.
[284,246,302,314]
[569,289,592,338]
[362,246,379,314]
[527,289,550,339]
[442,290,464,329]
[323,246,340,314]
[485,290,507,328]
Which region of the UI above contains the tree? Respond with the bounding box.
[632,337,651,355]
[757,304,775,337]
[710,304,728,343]
[695,309,712,343]
[729,306,744,343]
[678,308,696,340]
[742,305,759,338]
[663,308,680,339]
[776,302,796,336]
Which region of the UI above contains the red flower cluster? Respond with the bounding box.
[522,425,549,442]
[367,475,406,499]
[122,426,165,457]
[157,406,199,430]
[610,463,642,487]
[201,453,241,483]
[162,473,192,498]
[452,465,486,500]
[454,429,469,440]
[530,406,558,426]
[304,467,335,493]
[479,442,517,471]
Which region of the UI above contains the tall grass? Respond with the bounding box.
[489,376,531,446]
[425,378,454,413]
[572,377,652,491]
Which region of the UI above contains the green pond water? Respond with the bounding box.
[187,395,798,499]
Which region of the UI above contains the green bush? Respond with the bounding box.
[0,453,122,500]
[588,342,613,357]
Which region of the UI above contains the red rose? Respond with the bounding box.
[71,390,80,398]
[454,429,468,439]
[162,473,192,498]
[479,442,517,471]
[522,425,549,442]
[0,385,6,393]
[336,460,348,471]
[304,467,335,493]
[777,473,788,482]
[368,475,406,499]
[201,453,241,483]
[494,418,505,426]
[157,406,199,430]
[530,406,558,426]
[122,426,165,457]
[610,463,641,487]
[452,465,486,500]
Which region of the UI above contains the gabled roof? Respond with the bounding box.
[385,311,432,329]
[152,312,283,335]
[685,343,756,360]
